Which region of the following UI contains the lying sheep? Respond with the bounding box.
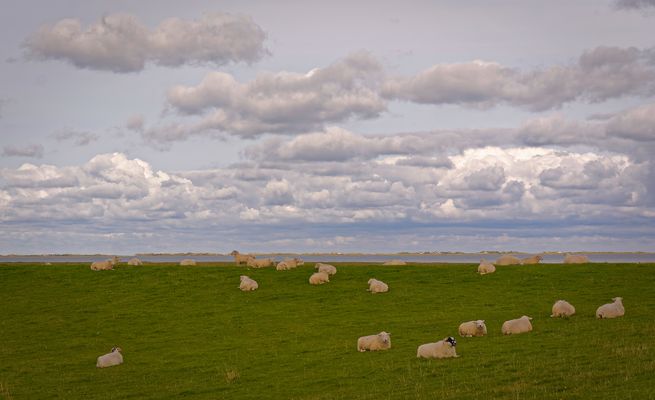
[309,271,330,285]
[477,259,496,275]
[495,255,521,266]
[501,316,533,335]
[276,258,304,271]
[230,250,255,265]
[357,331,391,352]
[458,320,487,337]
[551,300,576,318]
[417,337,459,359]
[315,262,337,275]
[521,255,543,265]
[179,259,196,266]
[383,259,406,266]
[564,254,589,264]
[127,257,142,266]
[96,347,123,368]
[247,258,275,268]
[90,258,115,271]
[239,275,259,291]
[596,297,624,319]
[367,278,389,293]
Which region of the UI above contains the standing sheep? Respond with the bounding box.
[521,255,543,265]
[458,320,487,337]
[357,331,391,352]
[564,254,589,264]
[230,250,255,265]
[495,255,521,266]
[501,316,533,335]
[315,263,337,275]
[309,271,330,285]
[247,258,275,268]
[417,337,459,359]
[179,259,196,266]
[477,259,496,275]
[596,297,624,319]
[551,300,576,318]
[90,258,116,271]
[127,257,142,266]
[96,347,123,368]
[367,278,389,293]
[276,258,304,271]
[239,275,259,291]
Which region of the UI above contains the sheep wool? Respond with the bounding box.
[179,259,196,266]
[90,259,115,271]
[315,263,337,275]
[564,254,589,264]
[417,337,459,359]
[309,271,330,285]
[367,278,389,293]
[357,332,391,352]
[276,258,304,271]
[383,259,406,266]
[551,300,576,318]
[127,258,142,266]
[521,255,543,265]
[501,316,533,335]
[96,347,123,368]
[458,320,487,337]
[477,260,496,275]
[495,255,522,266]
[596,297,624,319]
[247,258,275,268]
[230,251,255,265]
[239,275,259,291]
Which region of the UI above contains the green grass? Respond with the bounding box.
[1,262,654,399]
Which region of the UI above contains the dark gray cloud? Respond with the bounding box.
[2,144,44,158]
[614,0,655,9]
[24,13,267,72]
[53,129,99,146]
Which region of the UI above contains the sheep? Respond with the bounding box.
[501,316,533,335]
[90,258,115,271]
[383,259,406,266]
[357,331,391,352]
[564,254,589,264]
[276,257,304,271]
[551,300,576,318]
[458,320,487,337]
[596,297,624,319]
[247,258,275,268]
[477,259,496,275]
[127,257,142,266]
[367,278,389,293]
[179,259,196,266]
[521,255,543,265]
[417,337,459,359]
[239,275,259,291]
[230,250,254,265]
[309,271,330,285]
[315,262,337,275]
[495,255,521,266]
[96,347,123,368]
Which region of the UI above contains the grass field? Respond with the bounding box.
[1,261,654,399]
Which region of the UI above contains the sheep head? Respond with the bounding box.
[446,337,457,347]
[379,332,390,344]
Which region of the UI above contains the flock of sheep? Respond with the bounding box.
[91,250,620,367]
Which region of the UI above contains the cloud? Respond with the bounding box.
[53,129,99,146]
[383,46,655,111]
[605,103,655,141]
[24,13,267,72]
[614,0,655,9]
[125,115,144,132]
[2,144,44,158]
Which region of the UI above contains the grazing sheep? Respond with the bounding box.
[417,337,459,359]
[276,258,304,271]
[239,275,259,291]
[502,316,533,335]
[551,300,576,318]
[309,271,330,285]
[495,255,522,266]
[247,258,275,268]
[179,259,196,266]
[230,250,254,265]
[367,278,389,293]
[127,257,142,266]
[357,331,391,352]
[596,297,624,319]
[458,320,487,337]
[564,254,589,264]
[90,258,115,271]
[477,259,496,275]
[383,259,407,266]
[521,255,543,265]
[96,347,123,368]
[315,262,337,275]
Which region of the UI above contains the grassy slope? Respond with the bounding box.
[1,262,654,400]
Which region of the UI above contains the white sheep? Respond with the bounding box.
[127,257,142,266]
[596,297,624,319]
[521,255,543,265]
[495,255,521,266]
[357,331,391,352]
[551,300,576,318]
[458,320,487,337]
[179,259,196,266]
[239,275,259,291]
[477,259,496,275]
[417,336,459,359]
[90,258,116,271]
[309,271,330,285]
[383,259,406,266]
[96,347,123,368]
[502,316,533,335]
[564,254,589,264]
[367,278,389,293]
[315,263,337,275]
[247,258,275,268]
[230,250,254,265]
[276,258,304,271]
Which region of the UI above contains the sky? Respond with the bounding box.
[1,0,655,254]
